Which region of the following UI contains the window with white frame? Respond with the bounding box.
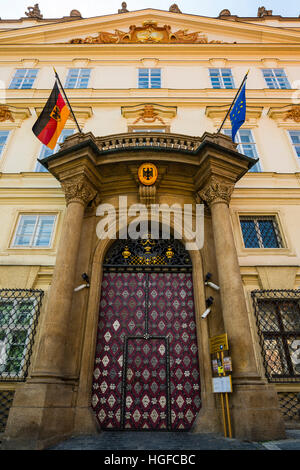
[0,131,10,159]
[209,68,235,89]
[223,129,261,172]
[35,129,75,172]
[0,290,43,379]
[12,214,56,248]
[262,69,290,89]
[239,215,283,248]
[138,68,161,88]
[9,69,38,89]
[64,68,91,88]
[288,130,300,158]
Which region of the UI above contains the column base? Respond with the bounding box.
[73,406,101,435]
[192,393,221,434]
[2,380,77,450]
[230,381,286,441]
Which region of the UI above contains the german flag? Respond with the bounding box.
[32,81,70,150]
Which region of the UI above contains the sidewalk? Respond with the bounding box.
[260,429,300,450]
[47,429,300,451]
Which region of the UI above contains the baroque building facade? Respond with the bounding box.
[0,4,300,449]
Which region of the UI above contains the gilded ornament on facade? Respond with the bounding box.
[69,22,223,44]
[133,105,165,125]
[122,245,131,259]
[284,107,300,123]
[138,163,158,186]
[0,106,15,123]
[165,245,174,259]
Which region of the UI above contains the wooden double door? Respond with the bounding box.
[91,270,201,430]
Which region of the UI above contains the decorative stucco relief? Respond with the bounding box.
[69,21,223,44]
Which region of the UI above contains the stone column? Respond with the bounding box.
[199,177,258,379]
[199,176,285,440]
[3,173,98,449]
[32,174,97,379]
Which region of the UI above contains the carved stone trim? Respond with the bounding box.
[0,106,14,123]
[139,184,157,207]
[284,106,300,123]
[268,105,300,127]
[198,177,234,207]
[61,175,97,207]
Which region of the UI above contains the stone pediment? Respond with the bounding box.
[0,9,299,45]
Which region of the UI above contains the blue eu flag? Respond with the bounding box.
[230,82,246,142]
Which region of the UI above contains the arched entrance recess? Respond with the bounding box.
[91,236,201,430]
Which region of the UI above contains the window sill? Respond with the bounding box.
[238,247,295,257]
[4,247,56,255]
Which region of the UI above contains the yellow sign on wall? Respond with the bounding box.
[209,333,229,354]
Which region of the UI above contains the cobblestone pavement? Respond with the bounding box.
[48,431,263,451]
[47,429,300,451]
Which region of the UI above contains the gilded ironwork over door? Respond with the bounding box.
[91,238,201,430]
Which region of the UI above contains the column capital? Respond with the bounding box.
[198,177,234,207]
[61,174,98,206]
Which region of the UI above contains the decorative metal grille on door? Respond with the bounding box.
[91,238,201,430]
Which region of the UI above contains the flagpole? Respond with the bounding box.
[53,67,82,134]
[217,70,249,134]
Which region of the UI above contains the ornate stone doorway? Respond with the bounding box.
[91,237,201,430]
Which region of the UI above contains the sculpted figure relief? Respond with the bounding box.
[25,4,43,19]
[118,2,129,13]
[169,4,182,13]
[257,6,273,17]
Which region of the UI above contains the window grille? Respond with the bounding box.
[12,214,56,248]
[240,215,283,248]
[138,68,161,88]
[0,131,10,158]
[9,69,38,89]
[35,129,75,172]
[288,130,300,159]
[209,68,235,89]
[251,290,300,383]
[262,69,290,89]
[277,392,300,421]
[223,129,261,172]
[65,68,91,88]
[0,390,15,432]
[0,289,43,381]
